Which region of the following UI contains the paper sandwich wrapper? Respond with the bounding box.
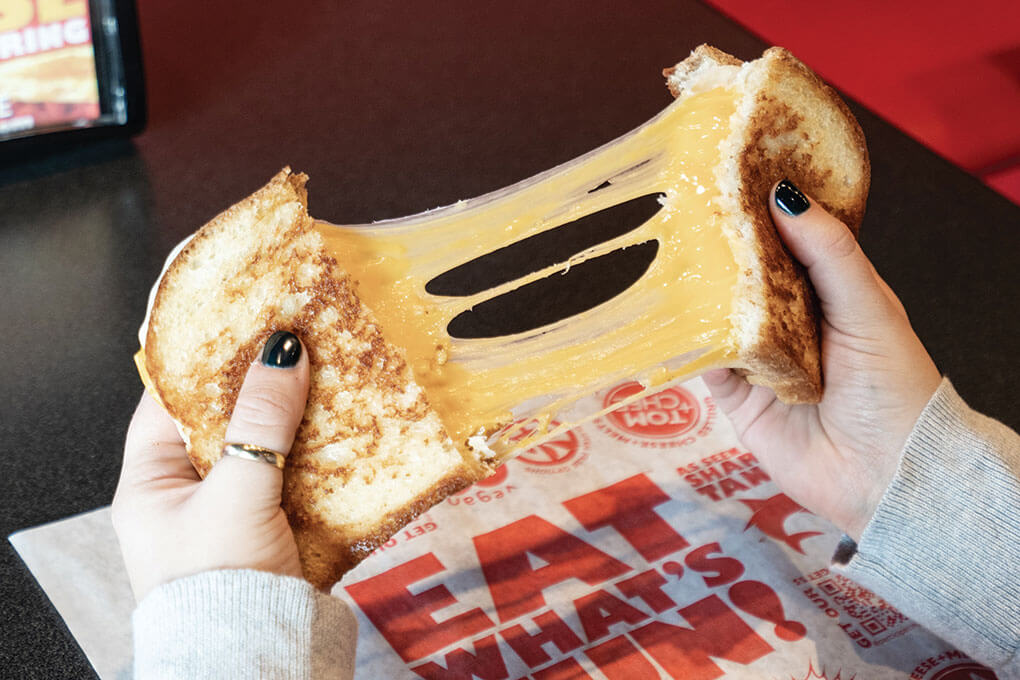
[10,378,997,679]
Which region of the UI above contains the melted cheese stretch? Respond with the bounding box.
[318,88,739,457]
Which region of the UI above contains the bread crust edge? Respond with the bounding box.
[144,167,311,470]
[739,47,869,403]
[288,464,480,590]
[668,45,870,404]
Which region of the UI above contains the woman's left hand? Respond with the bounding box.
[112,331,310,602]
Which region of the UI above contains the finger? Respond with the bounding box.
[203,331,310,506]
[702,368,752,408]
[703,369,780,439]
[770,179,891,336]
[118,392,198,493]
[702,368,757,434]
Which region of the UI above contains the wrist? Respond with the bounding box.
[843,480,891,543]
[841,376,944,541]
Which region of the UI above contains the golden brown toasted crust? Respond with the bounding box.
[666,45,869,403]
[742,47,869,233]
[737,47,868,402]
[143,168,489,590]
[145,169,316,472]
[662,44,742,93]
[287,465,476,588]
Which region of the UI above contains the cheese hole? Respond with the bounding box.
[425,193,662,297]
[446,240,658,338]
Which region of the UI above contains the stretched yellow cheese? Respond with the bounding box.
[317,87,739,456]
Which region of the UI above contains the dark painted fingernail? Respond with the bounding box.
[261,331,302,368]
[775,179,810,216]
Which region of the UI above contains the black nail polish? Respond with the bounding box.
[261,331,301,368]
[775,179,810,216]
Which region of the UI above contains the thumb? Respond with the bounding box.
[770,179,890,336]
[203,331,310,508]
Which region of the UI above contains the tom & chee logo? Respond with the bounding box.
[596,381,716,448]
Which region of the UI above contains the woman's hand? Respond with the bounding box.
[112,331,310,601]
[704,180,942,541]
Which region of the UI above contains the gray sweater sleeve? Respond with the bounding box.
[132,569,357,679]
[832,378,1020,675]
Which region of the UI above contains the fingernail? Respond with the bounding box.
[261,331,302,368]
[775,179,810,216]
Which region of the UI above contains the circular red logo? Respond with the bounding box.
[502,418,590,473]
[603,382,700,439]
[515,423,581,467]
[930,663,997,680]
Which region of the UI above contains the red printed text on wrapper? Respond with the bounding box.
[346,473,813,679]
[793,568,916,649]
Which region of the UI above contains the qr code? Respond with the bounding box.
[823,574,908,631]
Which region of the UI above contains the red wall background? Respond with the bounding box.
[705,0,1020,204]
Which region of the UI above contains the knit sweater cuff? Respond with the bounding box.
[832,378,1019,672]
[133,569,357,679]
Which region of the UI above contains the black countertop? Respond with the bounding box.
[1,2,1017,676]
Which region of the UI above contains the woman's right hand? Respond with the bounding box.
[703,179,942,541]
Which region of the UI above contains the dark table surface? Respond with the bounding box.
[2,1,1018,676]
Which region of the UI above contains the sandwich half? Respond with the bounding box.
[138,45,868,589]
[138,170,489,589]
[665,45,868,402]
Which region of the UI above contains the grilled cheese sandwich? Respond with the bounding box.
[137,45,869,589]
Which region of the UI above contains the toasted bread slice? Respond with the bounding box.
[138,45,868,589]
[665,45,869,402]
[142,170,492,588]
